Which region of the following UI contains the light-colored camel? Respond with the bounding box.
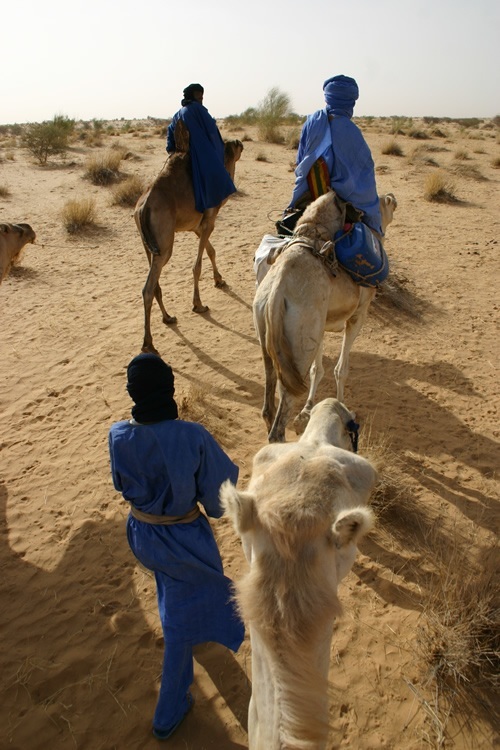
[0,223,36,284]
[253,190,397,442]
[134,120,243,354]
[221,397,377,750]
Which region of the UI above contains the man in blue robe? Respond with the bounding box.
[289,75,383,235]
[108,353,244,740]
[166,83,236,214]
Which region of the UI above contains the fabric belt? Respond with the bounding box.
[130,504,201,525]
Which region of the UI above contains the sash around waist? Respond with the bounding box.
[130,504,202,525]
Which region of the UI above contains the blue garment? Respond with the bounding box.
[108,418,244,732]
[290,108,382,235]
[166,101,236,213]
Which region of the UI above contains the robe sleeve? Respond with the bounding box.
[194,426,239,519]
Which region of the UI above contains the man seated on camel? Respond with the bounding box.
[287,75,383,236]
[166,83,236,214]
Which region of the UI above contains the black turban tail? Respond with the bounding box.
[126,353,179,423]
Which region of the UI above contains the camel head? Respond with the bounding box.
[224,140,244,174]
[379,192,397,234]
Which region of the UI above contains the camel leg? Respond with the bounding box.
[142,252,175,354]
[192,217,217,313]
[204,238,225,288]
[262,348,278,431]
[334,304,371,403]
[294,341,325,434]
[143,246,176,328]
[268,384,294,443]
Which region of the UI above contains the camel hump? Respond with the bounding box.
[174,118,190,152]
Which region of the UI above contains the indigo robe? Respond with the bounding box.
[108,418,244,730]
[290,108,382,234]
[166,102,236,213]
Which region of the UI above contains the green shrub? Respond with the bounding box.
[22,116,73,164]
[257,87,292,144]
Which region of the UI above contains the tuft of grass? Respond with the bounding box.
[492,156,500,169]
[178,386,233,449]
[111,175,145,206]
[423,171,458,202]
[453,148,470,160]
[381,139,404,156]
[416,541,499,735]
[62,197,97,233]
[255,152,269,162]
[84,150,123,185]
[451,163,486,181]
[0,184,11,198]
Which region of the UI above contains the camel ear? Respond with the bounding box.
[219,480,256,535]
[332,507,374,547]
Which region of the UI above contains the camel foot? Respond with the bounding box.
[294,410,311,435]
[192,304,209,314]
[214,279,226,289]
[162,314,177,325]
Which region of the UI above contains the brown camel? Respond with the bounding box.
[134,120,243,354]
[0,223,36,285]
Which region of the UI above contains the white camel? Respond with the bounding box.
[253,190,397,442]
[221,398,377,750]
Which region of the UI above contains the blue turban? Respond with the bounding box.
[323,75,359,118]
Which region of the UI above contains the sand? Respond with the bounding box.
[0,118,498,749]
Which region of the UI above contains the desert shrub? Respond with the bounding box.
[451,163,486,181]
[84,150,123,185]
[241,132,253,142]
[453,148,469,160]
[492,156,500,168]
[416,541,499,735]
[454,117,482,129]
[22,115,73,165]
[62,197,97,233]
[285,127,301,150]
[5,150,15,161]
[408,127,429,140]
[257,87,292,143]
[255,152,269,162]
[0,184,11,198]
[389,116,412,135]
[111,175,144,206]
[381,139,404,156]
[424,171,458,202]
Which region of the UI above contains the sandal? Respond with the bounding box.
[152,692,195,741]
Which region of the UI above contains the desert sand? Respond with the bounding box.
[0,117,498,750]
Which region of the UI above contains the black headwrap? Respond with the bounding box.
[126,353,179,423]
[181,82,204,106]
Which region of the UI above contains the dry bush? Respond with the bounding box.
[492,156,500,168]
[453,148,469,160]
[381,139,404,156]
[111,175,145,207]
[0,184,11,198]
[285,127,301,150]
[408,128,429,140]
[62,197,97,233]
[423,171,458,202]
[84,150,123,185]
[255,152,269,162]
[178,386,232,448]
[451,163,486,181]
[415,540,499,738]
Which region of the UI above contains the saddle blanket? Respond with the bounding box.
[253,234,289,286]
[334,223,389,287]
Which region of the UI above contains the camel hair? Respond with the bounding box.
[134,119,243,354]
[253,189,397,442]
[221,397,377,750]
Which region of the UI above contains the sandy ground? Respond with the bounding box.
[0,118,498,750]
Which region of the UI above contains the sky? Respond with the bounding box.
[2,0,499,125]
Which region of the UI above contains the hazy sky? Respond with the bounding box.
[2,0,499,124]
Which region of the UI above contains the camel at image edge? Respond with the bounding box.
[0,223,36,284]
[134,120,243,354]
[253,190,397,442]
[221,397,377,750]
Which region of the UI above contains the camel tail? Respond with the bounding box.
[264,285,307,397]
[137,196,161,256]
